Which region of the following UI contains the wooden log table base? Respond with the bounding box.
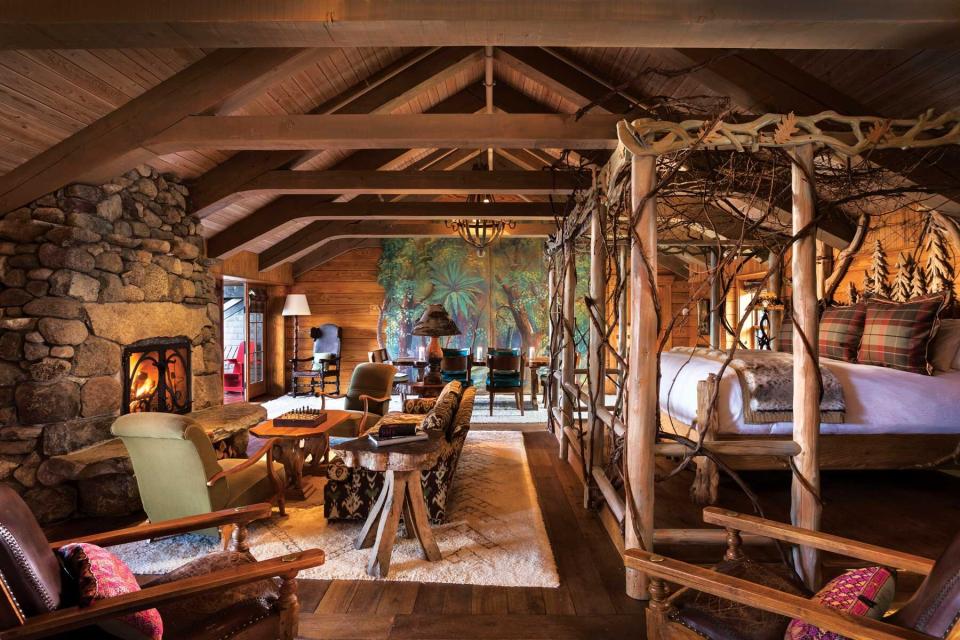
[356,469,442,577]
[333,433,444,577]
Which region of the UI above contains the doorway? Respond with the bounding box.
[222,280,267,402]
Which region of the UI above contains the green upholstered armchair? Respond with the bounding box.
[318,362,396,438]
[111,412,285,543]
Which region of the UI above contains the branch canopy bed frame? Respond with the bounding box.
[546,109,960,601]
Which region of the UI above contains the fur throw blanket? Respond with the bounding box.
[670,347,845,424]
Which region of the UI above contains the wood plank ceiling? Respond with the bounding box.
[1,43,959,274]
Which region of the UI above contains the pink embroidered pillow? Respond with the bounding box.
[58,542,163,640]
[785,566,895,639]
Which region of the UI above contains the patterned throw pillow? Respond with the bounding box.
[819,304,867,362]
[58,542,163,640]
[420,390,459,436]
[858,294,946,374]
[778,314,793,354]
[786,566,896,639]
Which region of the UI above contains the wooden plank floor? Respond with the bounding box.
[294,430,647,640]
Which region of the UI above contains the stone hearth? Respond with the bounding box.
[0,165,223,522]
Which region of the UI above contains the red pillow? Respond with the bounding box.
[819,304,866,362]
[58,543,163,640]
[857,295,946,374]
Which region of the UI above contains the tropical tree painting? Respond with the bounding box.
[377,238,559,359]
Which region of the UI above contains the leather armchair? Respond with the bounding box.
[111,412,285,543]
[0,488,323,640]
[627,507,960,640]
[318,362,396,439]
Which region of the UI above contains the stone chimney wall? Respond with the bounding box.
[0,165,222,522]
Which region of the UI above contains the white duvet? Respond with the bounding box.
[660,350,960,436]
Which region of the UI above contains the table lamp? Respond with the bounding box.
[412,304,460,384]
[282,293,312,360]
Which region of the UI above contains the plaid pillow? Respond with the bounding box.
[857,295,946,374]
[818,304,866,362]
[776,313,793,354]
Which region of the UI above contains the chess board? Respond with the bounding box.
[274,408,327,427]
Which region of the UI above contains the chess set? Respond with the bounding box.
[274,407,327,427]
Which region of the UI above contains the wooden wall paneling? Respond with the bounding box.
[266,285,288,397]
[284,247,385,390]
[217,250,295,285]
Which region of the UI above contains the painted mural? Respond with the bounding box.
[376,238,590,360]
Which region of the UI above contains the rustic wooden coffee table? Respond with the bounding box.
[332,432,444,577]
[251,409,350,499]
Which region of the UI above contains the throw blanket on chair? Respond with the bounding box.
[670,347,846,423]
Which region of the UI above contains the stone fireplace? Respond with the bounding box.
[122,337,192,415]
[0,165,223,522]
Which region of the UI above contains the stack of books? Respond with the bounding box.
[368,422,428,447]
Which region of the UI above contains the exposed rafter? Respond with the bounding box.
[0,47,317,214]
[190,46,483,216]
[234,170,585,197]
[292,237,383,274]
[143,113,622,153]
[286,221,554,276]
[4,2,959,49]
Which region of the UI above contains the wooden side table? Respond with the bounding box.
[251,410,350,499]
[332,433,444,577]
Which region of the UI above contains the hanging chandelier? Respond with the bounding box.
[447,218,515,257]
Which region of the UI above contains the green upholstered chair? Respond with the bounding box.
[369,347,410,404]
[319,362,396,438]
[440,347,472,387]
[111,412,285,542]
[485,348,525,416]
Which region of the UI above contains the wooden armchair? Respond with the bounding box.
[0,489,324,640]
[627,507,957,640]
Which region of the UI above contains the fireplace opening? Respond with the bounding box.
[122,337,192,414]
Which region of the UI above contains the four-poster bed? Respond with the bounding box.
[546,109,960,600]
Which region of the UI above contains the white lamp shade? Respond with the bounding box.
[281,293,311,316]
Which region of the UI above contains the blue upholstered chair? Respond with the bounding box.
[440,348,472,387]
[485,348,525,416]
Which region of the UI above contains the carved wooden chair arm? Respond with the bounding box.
[316,391,346,410]
[49,503,273,550]
[206,437,280,487]
[359,394,391,433]
[624,549,930,640]
[702,507,936,575]
[1,549,326,640]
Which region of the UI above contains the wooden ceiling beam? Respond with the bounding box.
[4,2,959,49]
[190,46,482,216]
[257,202,562,271]
[287,221,554,277]
[292,238,383,275]
[495,47,637,114]
[144,113,622,153]
[206,88,489,258]
[0,48,317,214]
[237,169,586,197]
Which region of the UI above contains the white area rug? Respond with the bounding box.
[259,391,548,424]
[114,431,559,587]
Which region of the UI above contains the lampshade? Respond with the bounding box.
[412,304,461,337]
[281,293,311,316]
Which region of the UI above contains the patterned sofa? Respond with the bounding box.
[324,382,477,525]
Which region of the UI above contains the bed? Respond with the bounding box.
[658,348,960,503]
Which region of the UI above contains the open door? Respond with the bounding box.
[246,285,267,399]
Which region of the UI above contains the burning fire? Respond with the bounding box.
[129,369,158,413]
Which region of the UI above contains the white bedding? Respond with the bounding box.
[660,350,960,436]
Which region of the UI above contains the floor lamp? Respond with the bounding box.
[282,293,312,363]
